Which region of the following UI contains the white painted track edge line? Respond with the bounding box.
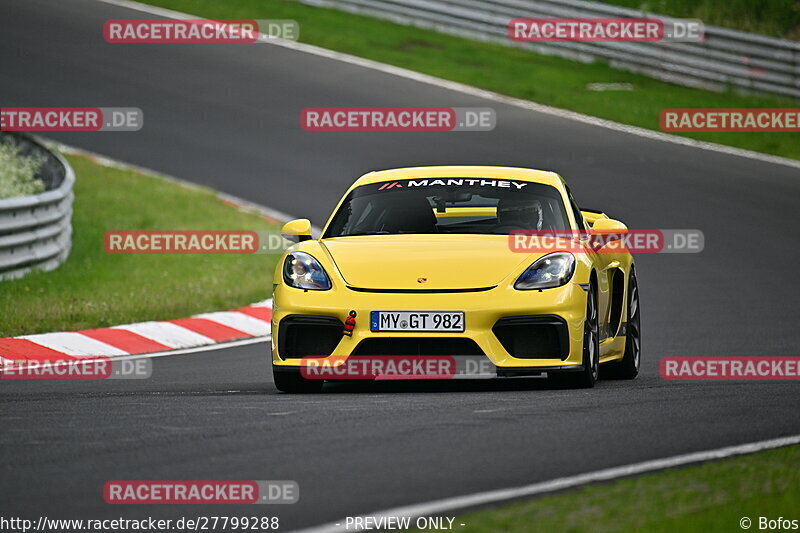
[48,141,298,224]
[93,0,800,171]
[290,434,800,533]
[49,141,323,234]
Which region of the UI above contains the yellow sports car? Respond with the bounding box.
[271,166,640,392]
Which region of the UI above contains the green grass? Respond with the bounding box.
[604,0,800,40]
[139,0,800,160]
[0,154,279,337]
[441,445,800,533]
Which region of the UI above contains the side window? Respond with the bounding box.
[565,187,586,231]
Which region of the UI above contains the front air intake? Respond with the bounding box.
[278,315,343,359]
[492,315,569,359]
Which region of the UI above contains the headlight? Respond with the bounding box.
[283,252,332,290]
[514,252,575,290]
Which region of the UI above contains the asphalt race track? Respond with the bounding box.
[1,0,799,530]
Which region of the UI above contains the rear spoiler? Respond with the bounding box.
[579,208,609,226]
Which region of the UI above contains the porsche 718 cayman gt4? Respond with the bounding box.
[271,166,640,392]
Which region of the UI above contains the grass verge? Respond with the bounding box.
[140,0,800,160]
[0,153,279,337]
[445,445,800,533]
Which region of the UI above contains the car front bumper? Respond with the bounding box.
[271,281,588,372]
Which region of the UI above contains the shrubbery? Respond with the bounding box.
[0,137,45,199]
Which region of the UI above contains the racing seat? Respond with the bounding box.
[379,195,438,234]
[494,197,543,233]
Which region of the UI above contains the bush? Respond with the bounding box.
[0,138,45,199]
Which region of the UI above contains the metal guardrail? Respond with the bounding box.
[0,133,74,281]
[301,0,800,99]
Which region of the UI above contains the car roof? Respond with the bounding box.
[351,166,564,189]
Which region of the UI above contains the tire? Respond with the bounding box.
[273,367,323,393]
[605,271,641,379]
[550,281,599,389]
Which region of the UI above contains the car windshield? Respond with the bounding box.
[324,178,571,237]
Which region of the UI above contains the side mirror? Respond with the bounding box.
[592,218,628,234]
[281,219,312,243]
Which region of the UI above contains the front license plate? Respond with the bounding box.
[370,311,465,332]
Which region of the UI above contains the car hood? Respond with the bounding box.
[320,235,539,290]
